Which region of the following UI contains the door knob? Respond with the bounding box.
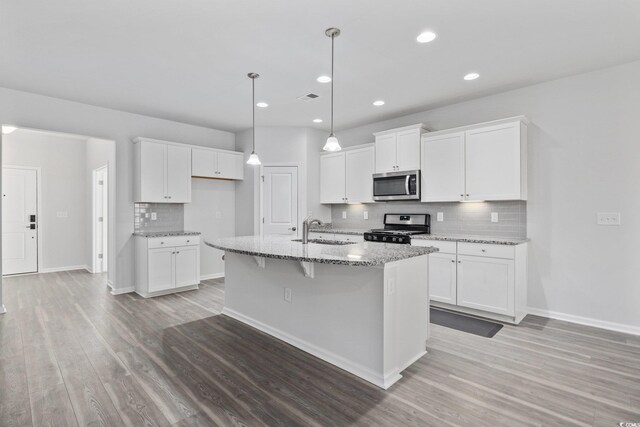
[289,227,297,231]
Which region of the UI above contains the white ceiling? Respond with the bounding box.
[2,0,639,132]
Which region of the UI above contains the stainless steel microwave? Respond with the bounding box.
[373,170,421,201]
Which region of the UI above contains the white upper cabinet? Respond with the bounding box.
[320,152,347,204]
[321,144,374,204]
[191,147,244,180]
[166,145,192,203]
[421,132,466,202]
[465,122,524,201]
[420,117,528,202]
[134,138,192,203]
[374,124,426,173]
[345,146,375,203]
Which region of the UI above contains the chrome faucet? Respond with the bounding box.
[302,216,323,244]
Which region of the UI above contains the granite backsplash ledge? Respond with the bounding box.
[134,203,184,232]
[330,200,526,239]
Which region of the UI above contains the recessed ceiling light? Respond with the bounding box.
[313,118,323,123]
[256,102,269,108]
[317,75,332,83]
[2,125,17,134]
[463,72,480,81]
[416,31,437,43]
[373,100,385,106]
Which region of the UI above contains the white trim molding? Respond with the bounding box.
[0,305,6,314]
[222,307,391,389]
[528,306,640,336]
[200,273,224,281]
[110,286,135,296]
[38,265,91,274]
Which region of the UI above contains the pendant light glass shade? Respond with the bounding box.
[247,151,261,165]
[323,134,341,151]
[246,73,261,165]
[323,28,342,152]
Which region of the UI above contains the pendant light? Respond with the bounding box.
[246,72,261,165]
[323,27,342,152]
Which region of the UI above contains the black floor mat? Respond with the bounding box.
[430,308,503,338]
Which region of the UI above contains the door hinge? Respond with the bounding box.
[98,254,103,259]
[261,175,265,182]
[98,180,104,185]
[98,217,104,222]
[262,217,265,224]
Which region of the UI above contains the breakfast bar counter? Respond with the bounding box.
[206,235,437,389]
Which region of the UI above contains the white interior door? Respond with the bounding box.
[2,167,38,275]
[94,166,108,273]
[263,166,298,236]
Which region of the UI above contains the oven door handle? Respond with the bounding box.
[405,175,410,195]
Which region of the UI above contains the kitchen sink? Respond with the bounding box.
[291,238,357,246]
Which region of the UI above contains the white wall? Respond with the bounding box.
[0,87,235,294]
[234,127,330,236]
[184,178,235,279]
[335,60,640,333]
[3,130,88,270]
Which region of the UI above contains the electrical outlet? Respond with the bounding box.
[342,211,347,219]
[491,212,499,223]
[597,212,621,226]
[364,211,369,220]
[151,212,157,221]
[284,287,292,303]
[437,212,444,222]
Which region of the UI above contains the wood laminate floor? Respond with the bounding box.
[0,270,638,426]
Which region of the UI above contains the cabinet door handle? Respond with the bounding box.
[451,259,455,263]
[481,249,486,253]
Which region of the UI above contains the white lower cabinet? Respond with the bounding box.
[428,253,457,304]
[135,235,201,297]
[413,239,527,324]
[457,255,515,316]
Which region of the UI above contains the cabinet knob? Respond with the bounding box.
[187,240,190,243]
[466,194,469,197]
[160,242,164,245]
[451,260,455,263]
[481,249,486,252]
[460,194,464,197]
[458,261,462,263]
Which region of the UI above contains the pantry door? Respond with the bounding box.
[262,166,298,236]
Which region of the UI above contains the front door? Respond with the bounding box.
[263,166,298,236]
[2,167,38,275]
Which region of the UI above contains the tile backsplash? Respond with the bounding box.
[134,203,184,232]
[330,201,527,238]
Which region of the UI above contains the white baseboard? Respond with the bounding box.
[200,273,224,280]
[527,307,640,336]
[39,265,91,274]
[222,307,392,389]
[107,280,114,289]
[0,305,6,314]
[110,286,135,296]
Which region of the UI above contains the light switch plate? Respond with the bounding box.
[491,212,499,223]
[342,211,347,219]
[56,211,68,218]
[597,212,621,226]
[364,211,369,220]
[151,212,157,221]
[437,212,444,222]
[284,288,292,303]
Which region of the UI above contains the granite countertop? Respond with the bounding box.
[311,225,527,246]
[132,230,201,238]
[205,235,437,267]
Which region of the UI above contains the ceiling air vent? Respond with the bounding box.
[297,93,320,102]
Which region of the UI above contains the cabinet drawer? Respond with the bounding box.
[147,235,200,249]
[412,239,456,254]
[457,242,514,259]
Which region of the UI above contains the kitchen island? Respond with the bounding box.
[205,235,437,389]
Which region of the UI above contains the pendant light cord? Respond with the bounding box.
[330,33,335,136]
[252,77,256,152]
